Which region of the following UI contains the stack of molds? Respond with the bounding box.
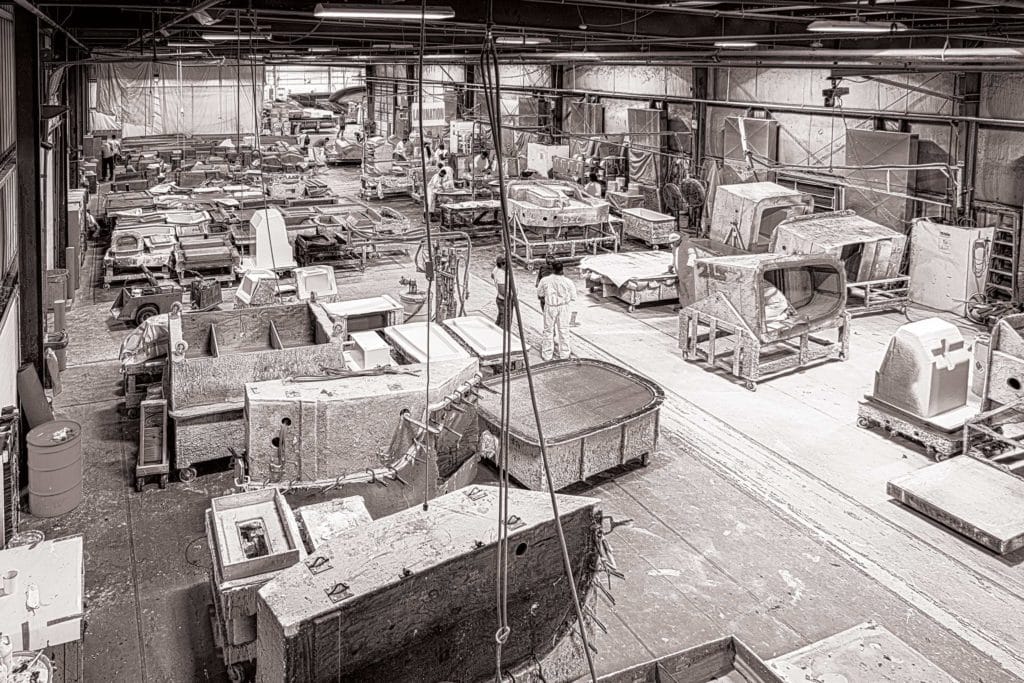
[243,357,481,517]
[255,486,603,683]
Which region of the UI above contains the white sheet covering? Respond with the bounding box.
[578,250,674,288]
[93,62,264,137]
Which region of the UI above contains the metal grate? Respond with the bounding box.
[775,171,846,213]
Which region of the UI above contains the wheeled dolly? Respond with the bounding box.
[856,398,964,460]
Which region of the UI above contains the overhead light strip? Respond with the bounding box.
[807,19,908,34]
[314,4,455,21]
[200,31,272,41]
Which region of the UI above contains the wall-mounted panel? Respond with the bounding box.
[0,7,14,158]
[0,159,14,276]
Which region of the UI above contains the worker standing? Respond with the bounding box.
[537,262,576,361]
[473,149,493,176]
[426,167,453,214]
[583,172,602,198]
[100,135,116,182]
[535,255,557,311]
[491,254,510,329]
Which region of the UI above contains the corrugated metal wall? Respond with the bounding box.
[0,5,14,158]
[0,4,18,550]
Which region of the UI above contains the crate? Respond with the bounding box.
[621,207,678,248]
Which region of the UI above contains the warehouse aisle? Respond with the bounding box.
[15,172,1018,682]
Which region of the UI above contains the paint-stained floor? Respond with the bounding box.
[19,166,1024,682]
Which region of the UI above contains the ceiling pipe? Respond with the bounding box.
[123,0,224,49]
[10,0,90,52]
[363,73,1024,129]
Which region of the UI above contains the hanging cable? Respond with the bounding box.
[416,0,437,512]
[244,10,283,299]
[479,12,599,681]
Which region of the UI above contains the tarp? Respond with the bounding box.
[628,108,662,187]
[93,62,264,137]
[566,100,604,159]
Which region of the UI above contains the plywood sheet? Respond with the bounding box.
[844,129,918,232]
[771,622,957,682]
[888,456,1024,554]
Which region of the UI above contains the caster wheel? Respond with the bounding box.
[178,467,197,483]
[744,381,756,391]
[839,352,848,361]
[102,283,111,290]
[135,478,144,493]
[856,417,873,429]
[925,446,937,459]
[159,474,168,489]
[639,453,650,467]
[934,450,949,462]
[126,407,139,419]
[226,664,246,683]
[628,305,637,313]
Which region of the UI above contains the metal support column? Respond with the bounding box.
[364,65,375,131]
[692,66,709,172]
[955,72,981,219]
[550,64,564,143]
[14,4,44,377]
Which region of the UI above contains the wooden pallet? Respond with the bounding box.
[856,398,964,460]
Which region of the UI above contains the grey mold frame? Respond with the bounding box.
[166,301,347,480]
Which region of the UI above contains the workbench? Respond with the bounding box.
[0,535,85,681]
[579,251,678,312]
[439,199,503,237]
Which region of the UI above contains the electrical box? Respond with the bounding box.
[909,219,992,317]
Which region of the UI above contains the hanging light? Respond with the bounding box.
[495,36,551,46]
[547,51,600,60]
[308,46,339,53]
[713,41,758,48]
[807,19,908,33]
[166,40,210,48]
[313,4,455,20]
[200,31,272,41]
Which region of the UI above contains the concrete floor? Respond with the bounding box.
[20,166,1024,681]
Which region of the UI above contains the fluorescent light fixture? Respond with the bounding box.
[873,47,1024,61]
[714,41,758,48]
[308,46,338,52]
[422,53,465,60]
[495,36,551,46]
[807,19,907,33]
[156,51,205,58]
[200,31,272,41]
[314,4,455,20]
[373,43,415,49]
[548,51,600,60]
[166,40,210,48]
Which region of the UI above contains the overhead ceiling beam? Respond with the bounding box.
[123,0,224,49]
[11,0,90,52]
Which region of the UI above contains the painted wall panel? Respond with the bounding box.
[980,73,1024,120]
[975,128,1024,206]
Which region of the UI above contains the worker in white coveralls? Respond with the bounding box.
[426,167,454,214]
[537,261,577,360]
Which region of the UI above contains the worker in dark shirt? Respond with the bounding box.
[535,255,557,311]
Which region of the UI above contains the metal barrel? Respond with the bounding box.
[27,419,84,518]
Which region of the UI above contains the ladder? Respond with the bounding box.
[985,213,1022,303]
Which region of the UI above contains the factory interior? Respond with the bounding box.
[7,0,1024,681]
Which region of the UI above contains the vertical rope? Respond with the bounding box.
[417,0,436,512]
[479,17,599,680]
